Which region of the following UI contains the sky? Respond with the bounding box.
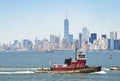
[0,0,120,43]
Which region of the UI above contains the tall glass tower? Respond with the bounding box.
[90,33,97,43]
[82,27,89,42]
[79,33,82,49]
[64,16,69,40]
[110,31,117,50]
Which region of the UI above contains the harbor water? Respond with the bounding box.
[0,51,120,81]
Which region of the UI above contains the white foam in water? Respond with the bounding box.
[0,71,34,74]
[102,68,110,71]
[0,68,40,71]
[0,67,37,75]
[94,71,107,74]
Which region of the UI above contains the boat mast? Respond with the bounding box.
[75,46,77,61]
[75,40,78,61]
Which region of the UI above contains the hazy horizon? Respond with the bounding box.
[0,0,120,43]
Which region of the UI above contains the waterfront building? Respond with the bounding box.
[89,33,97,43]
[64,15,69,41]
[68,34,74,50]
[82,27,89,50]
[64,15,70,48]
[118,39,120,50]
[69,34,73,44]
[21,39,33,50]
[102,34,107,39]
[34,37,43,51]
[99,37,108,50]
[82,27,89,42]
[58,32,62,49]
[50,34,59,50]
[62,38,67,49]
[79,33,82,49]
[13,40,21,50]
[50,34,57,43]
[42,39,49,51]
[110,31,117,50]
[114,40,120,50]
[93,40,100,50]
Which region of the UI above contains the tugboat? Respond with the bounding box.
[35,47,101,74]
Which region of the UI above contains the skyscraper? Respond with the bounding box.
[110,31,117,50]
[89,33,97,43]
[82,27,89,42]
[22,39,33,50]
[82,27,89,51]
[50,34,56,43]
[64,16,69,40]
[101,34,107,39]
[79,33,82,49]
[69,34,73,43]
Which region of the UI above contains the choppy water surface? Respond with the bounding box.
[0,51,119,81]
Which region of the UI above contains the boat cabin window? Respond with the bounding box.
[64,58,72,66]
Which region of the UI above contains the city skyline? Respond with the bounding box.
[0,0,120,43]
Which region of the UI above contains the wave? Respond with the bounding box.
[0,67,40,71]
[0,67,39,75]
[102,68,110,71]
[0,71,34,75]
[94,71,107,74]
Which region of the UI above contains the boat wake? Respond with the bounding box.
[0,67,39,75]
[0,67,39,71]
[89,70,107,75]
[94,71,107,74]
[102,68,110,71]
[92,68,108,74]
[0,71,34,74]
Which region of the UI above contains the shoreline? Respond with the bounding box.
[1,50,120,53]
